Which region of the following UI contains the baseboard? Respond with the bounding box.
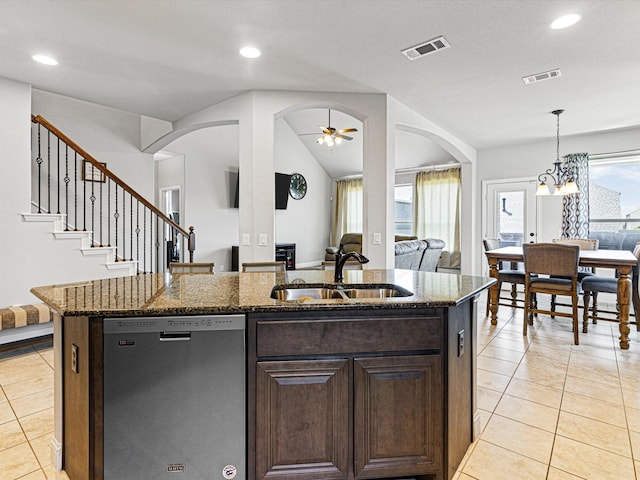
[473,410,482,441]
[50,436,63,471]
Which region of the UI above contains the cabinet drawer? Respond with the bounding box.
[257,316,441,357]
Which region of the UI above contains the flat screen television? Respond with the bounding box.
[233,172,292,210]
[275,173,292,210]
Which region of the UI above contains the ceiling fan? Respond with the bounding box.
[299,109,358,146]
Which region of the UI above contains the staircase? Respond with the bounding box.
[27,115,196,277]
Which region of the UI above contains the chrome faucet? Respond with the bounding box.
[328,243,369,282]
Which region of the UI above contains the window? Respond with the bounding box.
[589,155,640,232]
[332,178,363,245]
[394,184,413,235]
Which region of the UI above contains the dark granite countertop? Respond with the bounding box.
[31,269,495,317]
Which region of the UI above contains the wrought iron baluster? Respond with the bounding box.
[74,152,78,230]
[99,173,103,246]
[155,214,160,273]
[90,167,96,247]
[142,207,147,273]
[107,181,111,246]
[114,183,119,262]
[47,130,51,213]
[36,124,43,213]
[135,200,140,271]
[56,137,61,214]
[64,145,70,230]
[83,158,87,231]
[130,193,134,261]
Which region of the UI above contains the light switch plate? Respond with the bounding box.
[241,233,250,245]
[259,234,268,246]
[373,232,381,245]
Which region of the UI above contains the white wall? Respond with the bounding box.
[274,118,332,267]
[476,126,640,273]
[32,90,154,201]
[162,125,240,271]
[0,77,34,306]
[0,80,153,306]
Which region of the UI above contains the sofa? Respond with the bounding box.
[395,238,446,272]
[325,233,445,272]
[589,230,640,252]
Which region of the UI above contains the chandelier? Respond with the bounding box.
[536,109,579,196]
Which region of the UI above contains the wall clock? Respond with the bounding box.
[289,173,307,200]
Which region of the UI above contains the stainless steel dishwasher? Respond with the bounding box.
[103,315,245,480]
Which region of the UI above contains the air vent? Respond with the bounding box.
[401,36,450,61]
[522,68,562,85]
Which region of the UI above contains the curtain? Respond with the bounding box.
[561,153,590,238]
[331,178,363,245]
[414,168,461,268]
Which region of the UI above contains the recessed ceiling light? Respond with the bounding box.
[32,54,58,66]
[550,14,581,29]
[239,46,261,59]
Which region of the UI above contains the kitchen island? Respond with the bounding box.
[32,269,494,480]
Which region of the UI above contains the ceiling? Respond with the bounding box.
[3,0,640,174]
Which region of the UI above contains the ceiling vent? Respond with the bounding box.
[401,36,450,61]
[522,68,562,85]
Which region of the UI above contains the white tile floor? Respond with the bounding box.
[455,295,640,480]
[0,295,638,480]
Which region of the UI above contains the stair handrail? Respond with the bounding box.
[31,115,193,255]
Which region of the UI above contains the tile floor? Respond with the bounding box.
[0,296,639,480]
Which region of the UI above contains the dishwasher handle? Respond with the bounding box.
[159,331,191,342]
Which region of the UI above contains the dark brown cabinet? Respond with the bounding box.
[249,307,469,480]
[255,359,349,479]
[354,355,442,479]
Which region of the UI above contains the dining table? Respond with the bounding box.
[485,246,638,350]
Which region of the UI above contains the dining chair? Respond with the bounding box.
[549,238,599,316]
[482,238,529,316]
[242,261,286,272]
[581,242,640,332]
[321,260,364,270]
[169,262,215,273]
[523,242,581,344]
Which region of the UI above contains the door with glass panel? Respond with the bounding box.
[483,179,538,275]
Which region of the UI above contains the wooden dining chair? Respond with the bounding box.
[482,238,528,316]
[169,262,214,273]
[523,243,581,344]
[581,242,640,332]
[549,238,599,316]
[242,261,286,272]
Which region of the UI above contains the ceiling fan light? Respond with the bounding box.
[323,134,332,143]
[316,137,324,144]
[326,139,334,147]
[334,137,342,145]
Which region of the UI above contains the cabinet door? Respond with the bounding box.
[354,355,442,479]
[256,359,349,480]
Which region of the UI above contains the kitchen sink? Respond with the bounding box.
[270,284,413,301]
[270,287,343,301]
[339,286,413,298]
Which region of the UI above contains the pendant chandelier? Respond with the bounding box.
[536,109,579,196]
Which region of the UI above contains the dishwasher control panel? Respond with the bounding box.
[103,314,245,334]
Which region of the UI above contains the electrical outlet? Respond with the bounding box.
[241,233,250,245]
[71,344,79,374]
[259,234,268,246]
[458,330,465,357]
[219,264,224,272]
